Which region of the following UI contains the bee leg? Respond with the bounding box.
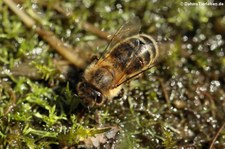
[91,55,99,61]
[116,88,125,99]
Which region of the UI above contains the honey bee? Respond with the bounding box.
[77,18,159,107]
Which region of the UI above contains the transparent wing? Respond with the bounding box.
[107,17,141,49]
[114,63,156,88]
[97,17,141,64]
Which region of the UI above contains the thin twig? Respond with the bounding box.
[1,83,17,115]
[35,27,87,68]
[209,121,225,149]
[201,91,216,118]
[39,1,112,41]
[82,22,111,41]
[17,0,112,41]
[214,18,225,37]
[3,0,35,28]
[157,77,170,106]
[3,0,88,69]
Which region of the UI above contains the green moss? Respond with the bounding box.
[59,115,111,145]
[162,128,176,149]
[0,0,225,148]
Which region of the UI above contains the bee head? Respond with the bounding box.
[77,81,105,107]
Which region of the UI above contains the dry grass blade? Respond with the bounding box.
[209,121,225,149]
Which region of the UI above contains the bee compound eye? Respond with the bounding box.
[92,90,103,105]
[77,81,104,107]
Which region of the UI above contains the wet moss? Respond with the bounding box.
[1,0,225,148]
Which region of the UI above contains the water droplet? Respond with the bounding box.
[199,34,206,40]
[193,37,198,42]
[105,6,111,12]
[66,29,71,37]
[170,80,175,87]
[31,47,43,55]
[177,81,183,88]
[210,80,220,92]
[116,3,122,9]
[186,44,192,49]
[197,45,203,51]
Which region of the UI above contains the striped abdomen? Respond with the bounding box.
[110,34,158,74]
